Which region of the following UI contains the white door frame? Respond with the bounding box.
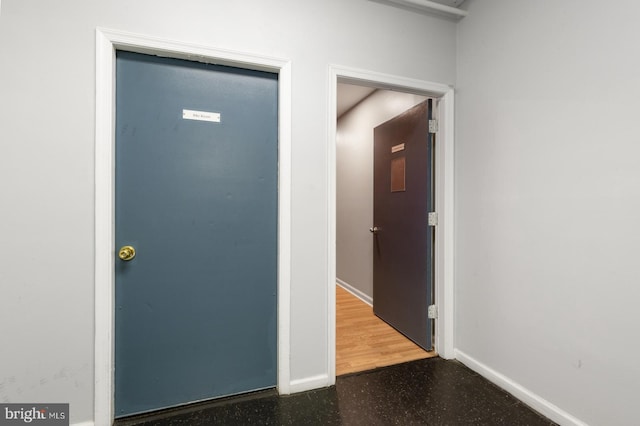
[94,28,292,426]
[327,65,455,382]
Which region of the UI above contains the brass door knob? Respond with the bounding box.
[118,245,136,261]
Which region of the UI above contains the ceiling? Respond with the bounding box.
[428,0,466,7]
[337,83,377,118]
[373,0,468,19]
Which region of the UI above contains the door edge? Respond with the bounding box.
[95,27,292,426]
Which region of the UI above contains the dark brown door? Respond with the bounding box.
[372,99,433,350]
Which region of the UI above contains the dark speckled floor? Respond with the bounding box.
[115,357,556,425]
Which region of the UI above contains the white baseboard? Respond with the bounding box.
[288,374,330,394]
[73,421,95,426]
[336,278,372,306]
[454,349,588,426]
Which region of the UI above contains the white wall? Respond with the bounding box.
[337,89,427,299]
[0,1,456,423]
[456,1,640,425]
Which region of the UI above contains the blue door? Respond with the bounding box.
[372,100,433,351]
[114,51,278,417]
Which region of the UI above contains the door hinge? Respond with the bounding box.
[428,119,438,133]
[428,212,438,227]
[428,305,438,319]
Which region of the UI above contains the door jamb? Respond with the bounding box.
[95,28,292,426]
[327,65,455,382]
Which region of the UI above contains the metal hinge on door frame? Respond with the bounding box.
[428,304,438,319]
[428,212,438,227]
[428,119,438,133]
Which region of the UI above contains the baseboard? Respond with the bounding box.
[336,278,372,306]
[72,421,94,426]
[454,349,588,426]
[288,374,330,394]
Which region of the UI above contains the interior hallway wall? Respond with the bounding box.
[0,0,456,423]
[456,1,640,425]
[336,89,427,300]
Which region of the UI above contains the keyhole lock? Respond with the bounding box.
[118,245,136,261]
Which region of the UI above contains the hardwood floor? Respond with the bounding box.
[336,285,437,376]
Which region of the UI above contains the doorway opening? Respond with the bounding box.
[328,66,455,382]
[335,84,437,376]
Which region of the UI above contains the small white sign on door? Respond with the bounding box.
[182,109,221,123]
[391,143,405,153]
